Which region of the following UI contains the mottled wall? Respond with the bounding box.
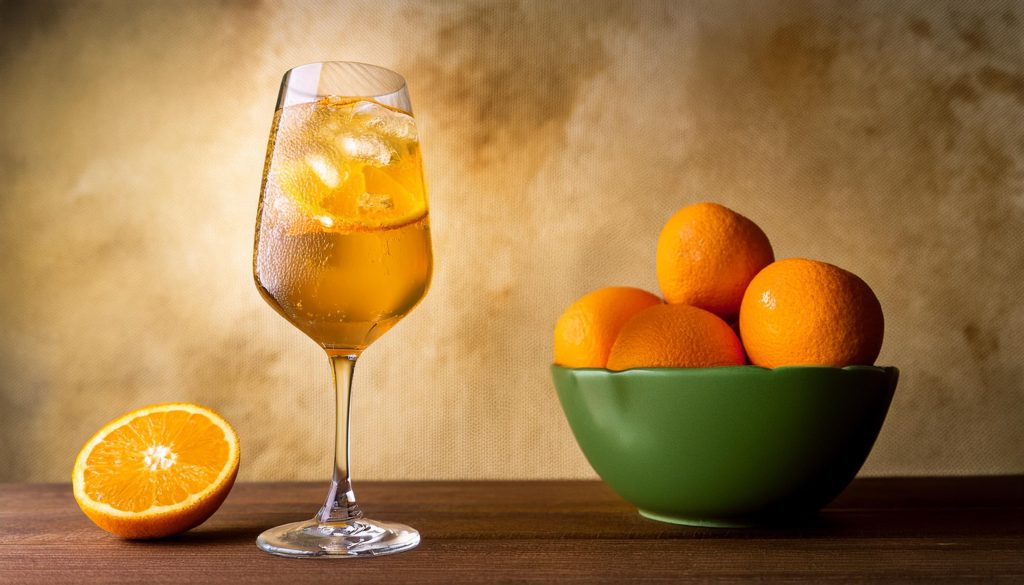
[1,0,1022,482]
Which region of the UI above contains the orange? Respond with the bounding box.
[554,286,662,367]
[739,258,884,367]
[656,202,774,320]
[72,403,240,539]
[606,304,745,371]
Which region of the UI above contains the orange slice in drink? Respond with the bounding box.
[272,151,427,232]
[72,403,240,539]
[268,98,428,233]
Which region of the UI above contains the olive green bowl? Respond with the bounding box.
[552,365,898,527]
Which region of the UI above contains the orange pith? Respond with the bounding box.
[606,303,746,371]
[656,202,774,320]
[739,258,884,367]
[72,403,240,539]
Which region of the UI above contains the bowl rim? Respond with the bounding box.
[552,364,898,376]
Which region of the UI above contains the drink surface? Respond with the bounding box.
[254,97,432,352]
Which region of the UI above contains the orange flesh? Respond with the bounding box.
[83,411,230,512]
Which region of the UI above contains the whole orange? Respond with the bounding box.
[739,258,884,367]
[656,202,774,320]
[606,304,745,371]
[553,287,662,368]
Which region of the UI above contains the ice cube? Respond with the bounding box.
[338,133,394,166]
[371,111,418,142]
[351,100,388,117]
[305,154,342,188]
[357,192,394,212]
[352,101,418,142]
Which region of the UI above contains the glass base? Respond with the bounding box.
[256,517,420,558]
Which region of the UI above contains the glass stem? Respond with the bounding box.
[317,353,363,524]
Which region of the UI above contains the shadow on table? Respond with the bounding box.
[116,521,269,547]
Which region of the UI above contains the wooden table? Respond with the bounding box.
[1,478,1022,583]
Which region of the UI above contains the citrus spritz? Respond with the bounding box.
[252,62,430,558]
[255,96,432,354]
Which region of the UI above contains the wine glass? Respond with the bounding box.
[252,62,432,557]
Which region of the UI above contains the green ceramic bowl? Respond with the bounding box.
[552,365,898,527]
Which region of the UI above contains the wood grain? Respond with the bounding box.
[1,478,1022,584]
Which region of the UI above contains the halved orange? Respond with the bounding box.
[72,403,240,539]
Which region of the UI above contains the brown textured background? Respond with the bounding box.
[1,0,1022,482]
